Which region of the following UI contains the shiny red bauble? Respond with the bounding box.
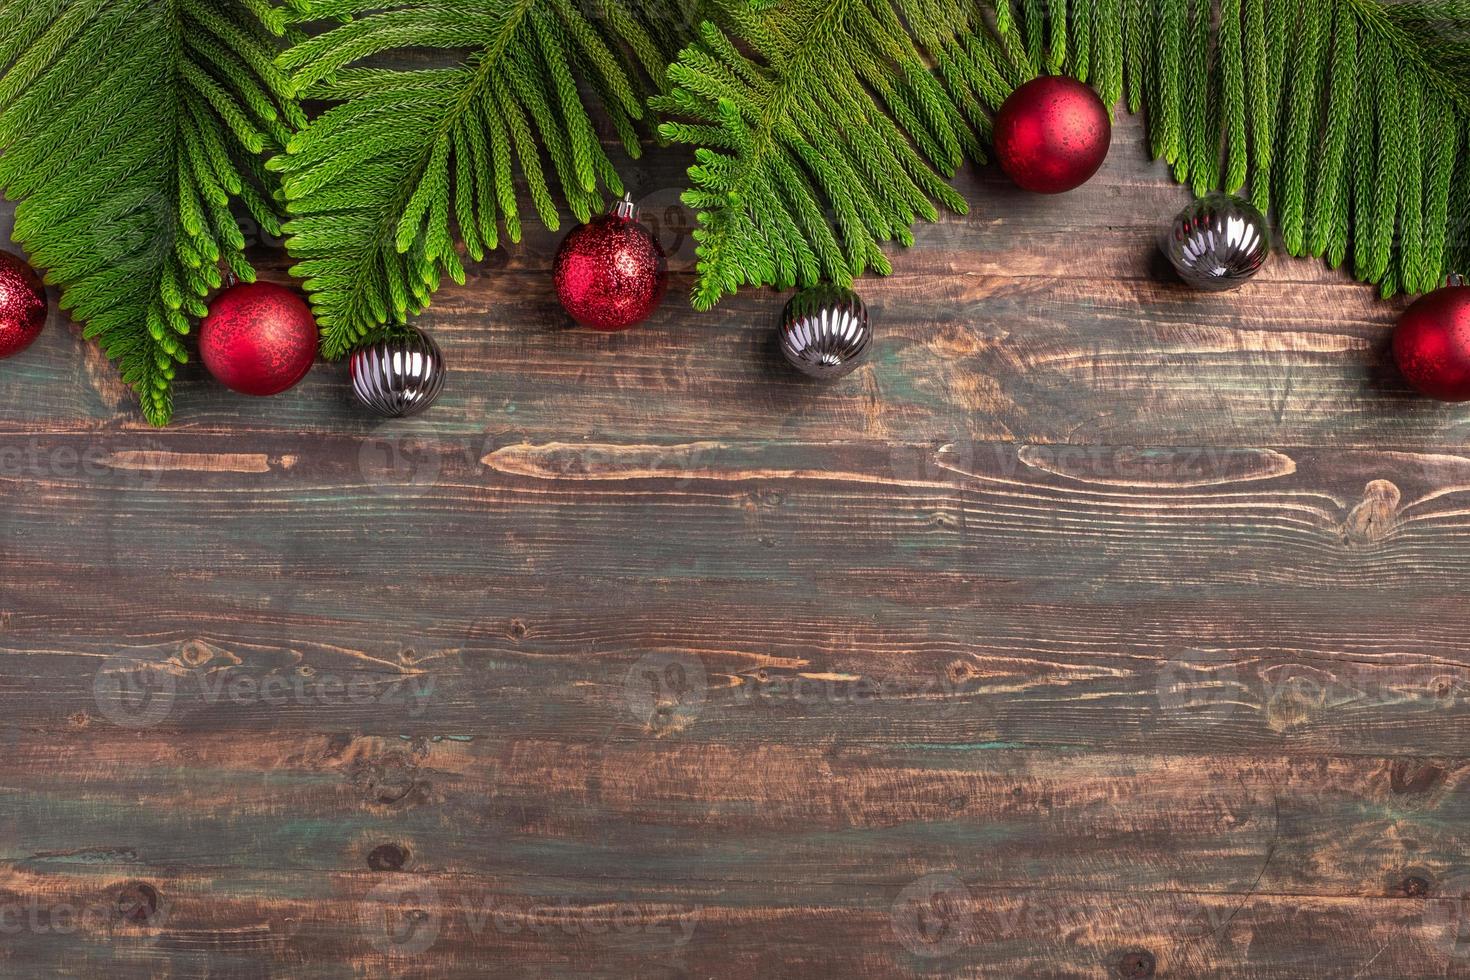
[1392,282,1470,401]
[993,76,1112,194]
[554,196,668,331]
[198,282,318,396]
[0,250,47,359]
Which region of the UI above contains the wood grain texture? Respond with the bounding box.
[3,113,1470,977]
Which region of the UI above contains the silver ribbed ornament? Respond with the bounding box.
[1162,193,1271,291]
[778,285,872,379]
[349,327,446,418]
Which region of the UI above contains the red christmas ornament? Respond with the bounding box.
[199,282,317,396]
[554,195,668,331]
[0,250,47,359]
[1393,279,1470,401]
[993,76,1112,194]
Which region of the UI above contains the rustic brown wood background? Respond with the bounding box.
[4,111,1470,978]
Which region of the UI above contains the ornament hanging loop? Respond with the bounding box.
[610,192,637,221]
[1447,273,1465,289]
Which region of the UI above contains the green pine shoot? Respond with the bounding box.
[272,0,687,358]
[662,0,1470,306]
[653,0,1000,310]
[0,0,306,425]
[1122,0,1470,297]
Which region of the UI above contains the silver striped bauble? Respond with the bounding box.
[349,327,446,418]
[1162,193,1271,291]
[778,285,872,379]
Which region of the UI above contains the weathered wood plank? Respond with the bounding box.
[4,734,1469,906]
[0,439,1467,754]
[0,865,1463,978]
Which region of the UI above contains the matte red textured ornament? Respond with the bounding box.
[554,195,668,331]
[993,76,1112,194]
[1393,279,1470,401]
[0,249,47,359]
[199,282,318,396]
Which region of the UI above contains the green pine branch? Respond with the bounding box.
[0,0,306,426]
[271,0,691,358]
[652,0,992,310]
[661,0,1470,306]
[1145,0,1470,296]
[5,0,1466,423]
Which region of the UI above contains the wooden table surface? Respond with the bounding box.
[3,112,1469,978]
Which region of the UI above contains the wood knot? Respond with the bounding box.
[113,882,161,924]
[1390,760,1445,796]
[1399,875,1432,898]
[369,769,419,805]
[1114,949,1156,978]
[367,843,410,871]
[1431,676,1461,702]
[323,733,353,759]
[179,639,215,668]
[1259,665,1337,733]
[353,755,424,806]
[509,619,528,639]
[1342,480,1400,545]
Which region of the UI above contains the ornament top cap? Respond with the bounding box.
[609,193,637,221]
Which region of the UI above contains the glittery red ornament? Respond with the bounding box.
[993,76,1111,194]
[0,250,47,359]
[199,282,317,396]
[554,195,668,331]
[1393,280,1470,401]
